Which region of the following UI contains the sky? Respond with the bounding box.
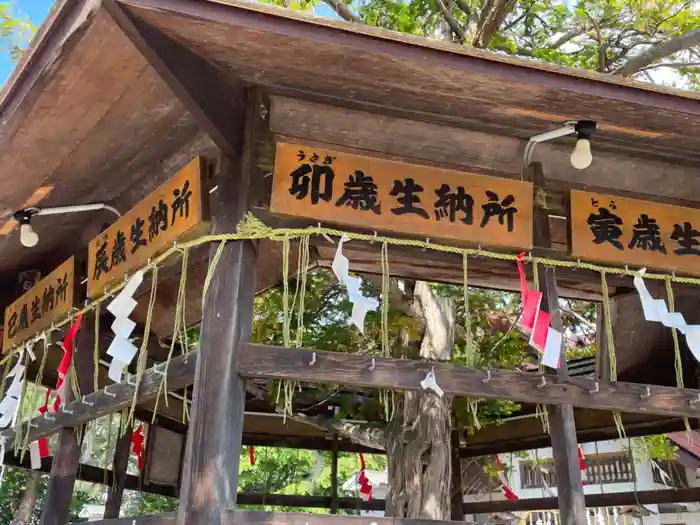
[0,0,54,83]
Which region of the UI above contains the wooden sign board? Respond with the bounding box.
[87,157,209,298]
[3,257,74,351]
[570,190,700,276]
[271,142,533,250]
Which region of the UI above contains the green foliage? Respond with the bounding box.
[237,446,386,512]
[0,2,35,61]
[634,434,679,462]
[0,469,96,524]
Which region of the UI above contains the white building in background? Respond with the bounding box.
[464,435,700,525]
[342,433,700,525]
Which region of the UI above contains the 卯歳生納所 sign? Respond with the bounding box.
[3,257,74,351]
[87,157,209,298]
[571,190,700,276]
[271,142,534,250]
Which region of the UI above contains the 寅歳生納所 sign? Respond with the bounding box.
[3,257,74,352]
[87,157,209,298]
[271,142,533,251]
[571,190,700,276]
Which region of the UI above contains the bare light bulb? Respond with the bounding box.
[570,138,593,170]
[20,222,38,248]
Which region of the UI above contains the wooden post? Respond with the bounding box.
[104,422,133,519]
[450,431,463,521]
[39,311,96,525]
[176,92,261,525]
[529,163,586,525]
[330,435,339,514]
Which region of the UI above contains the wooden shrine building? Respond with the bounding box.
[1,1,700,524]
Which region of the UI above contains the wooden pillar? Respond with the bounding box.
[450,431,464,521]
[39,311,96,525]
[330,435,339,514]
[176,93,261,525]
[103,422,133,519]
[529,164,586,525]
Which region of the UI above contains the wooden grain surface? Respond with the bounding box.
[238,344,700,418]
[2,256,74,350]
[272,141,533,250]
[571,189,700,276]
[0,351,197,444]
[176,94,258,524]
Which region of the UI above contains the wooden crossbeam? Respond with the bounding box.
[238,344,700,418]
[1,351,197,444]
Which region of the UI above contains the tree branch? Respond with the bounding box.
[435,0,467,43]
[638,61,700,72]
[613,28,700,77]
[320,0,360,23]
[550,26,586,49]
[472,0,517,48]
[245,381,386,450]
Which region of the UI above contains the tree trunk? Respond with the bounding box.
[11,471,41,525]
[386,281,455,520]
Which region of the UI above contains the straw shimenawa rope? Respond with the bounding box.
[665,277,693,437]
[5,212,700,360]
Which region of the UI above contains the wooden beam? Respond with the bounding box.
[2,352,197,444]
[238,344,700,418]
[4,452,177,499]
[462,487,700,513]
[529,161,585,525]
[104,0,246,158]
[176,92,261,524]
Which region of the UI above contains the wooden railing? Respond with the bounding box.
[520,452,634,489]
[652,459,688,488]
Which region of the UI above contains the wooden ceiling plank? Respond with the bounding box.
[104,0,246,158]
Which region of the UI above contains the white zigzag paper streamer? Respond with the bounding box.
[633,268,700,363]
[331,236,379,333]
[106,271,144,382]
[0,352,27,429]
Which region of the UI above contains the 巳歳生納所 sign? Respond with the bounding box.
[3,257,74,352]
[571,190,700,276]
[87,157,209,298]
[271,142,533,251]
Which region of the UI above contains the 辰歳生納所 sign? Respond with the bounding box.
[271,142,533,251]
[87,157,209,298]
[3,257,74,351]
[571,190,700,276]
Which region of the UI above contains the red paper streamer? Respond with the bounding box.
[33,389,51,460]
[495,455,518,500]
[131,424,145,471]
[249,446,255,466]
[578,446,588,486]
[358,453,373,501]
[53,313,83,411]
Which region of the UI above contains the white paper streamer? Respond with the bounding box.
[0,356,26,428]
[420,368,444,397]
[542,327,562,369]
[332,236,379,333]
[107,271,144,382]
[634,268,700,362]
[29,441,41,470]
